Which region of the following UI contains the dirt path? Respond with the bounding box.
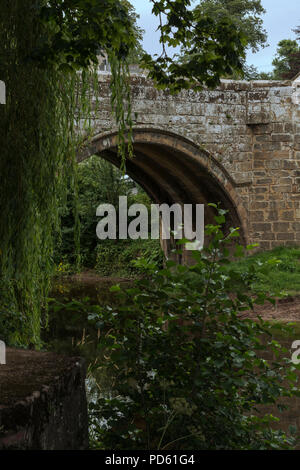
[240,296,300,322]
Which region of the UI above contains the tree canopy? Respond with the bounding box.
[33,0,247,91]
[272,38,300,80]
[194,0,267,53]
[142,0,246,91]
[33,0,137,70]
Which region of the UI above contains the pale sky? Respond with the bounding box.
[130,0,300,72]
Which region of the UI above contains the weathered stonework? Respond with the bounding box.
[78,72,300,250]
[0,349,88,450]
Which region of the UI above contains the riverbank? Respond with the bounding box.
[54,269,300,323]
[0,349,88,450]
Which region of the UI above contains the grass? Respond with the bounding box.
[225,245,300,297]
[224,246,300,342]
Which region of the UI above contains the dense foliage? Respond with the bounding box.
[272,38,300,80]
[55,157,131,268]
[54,155,163,273]
[95,239,164,278]
[142,0,246,91]
[196,0,267,53]
[88,208,299,450]
[0,0,137,345]
[33,0,137,71]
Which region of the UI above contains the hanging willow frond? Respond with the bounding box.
[0,0,134,346]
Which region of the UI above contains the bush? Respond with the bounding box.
[95,239,164,278]
[88,206,299,450]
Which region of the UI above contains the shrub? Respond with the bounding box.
[95,239,164,278]
[88,206,299,450]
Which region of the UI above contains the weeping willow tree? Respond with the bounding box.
[0,0,136,346]
[0,0,246,346]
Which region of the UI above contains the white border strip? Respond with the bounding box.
[0,340,6,365]
[0,80,6,104]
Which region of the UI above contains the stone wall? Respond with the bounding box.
[0,349,88,450]
[79,73,300,249]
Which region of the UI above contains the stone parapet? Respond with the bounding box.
[78,74,300,250]
[0,349,88,450]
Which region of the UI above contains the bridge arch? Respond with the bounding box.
[78,127,249,256]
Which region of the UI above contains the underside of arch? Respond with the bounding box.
[78,128,249,251]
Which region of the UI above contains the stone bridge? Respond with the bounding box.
[78,72,300,253]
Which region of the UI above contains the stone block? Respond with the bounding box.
[277,232,295,240]
[0,350,88,450]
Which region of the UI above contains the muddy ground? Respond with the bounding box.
[240,296,300,323]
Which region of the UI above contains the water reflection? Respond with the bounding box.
[44,276,132,395]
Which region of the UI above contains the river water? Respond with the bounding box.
[44,275,132,408]
[45,274,300,449]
